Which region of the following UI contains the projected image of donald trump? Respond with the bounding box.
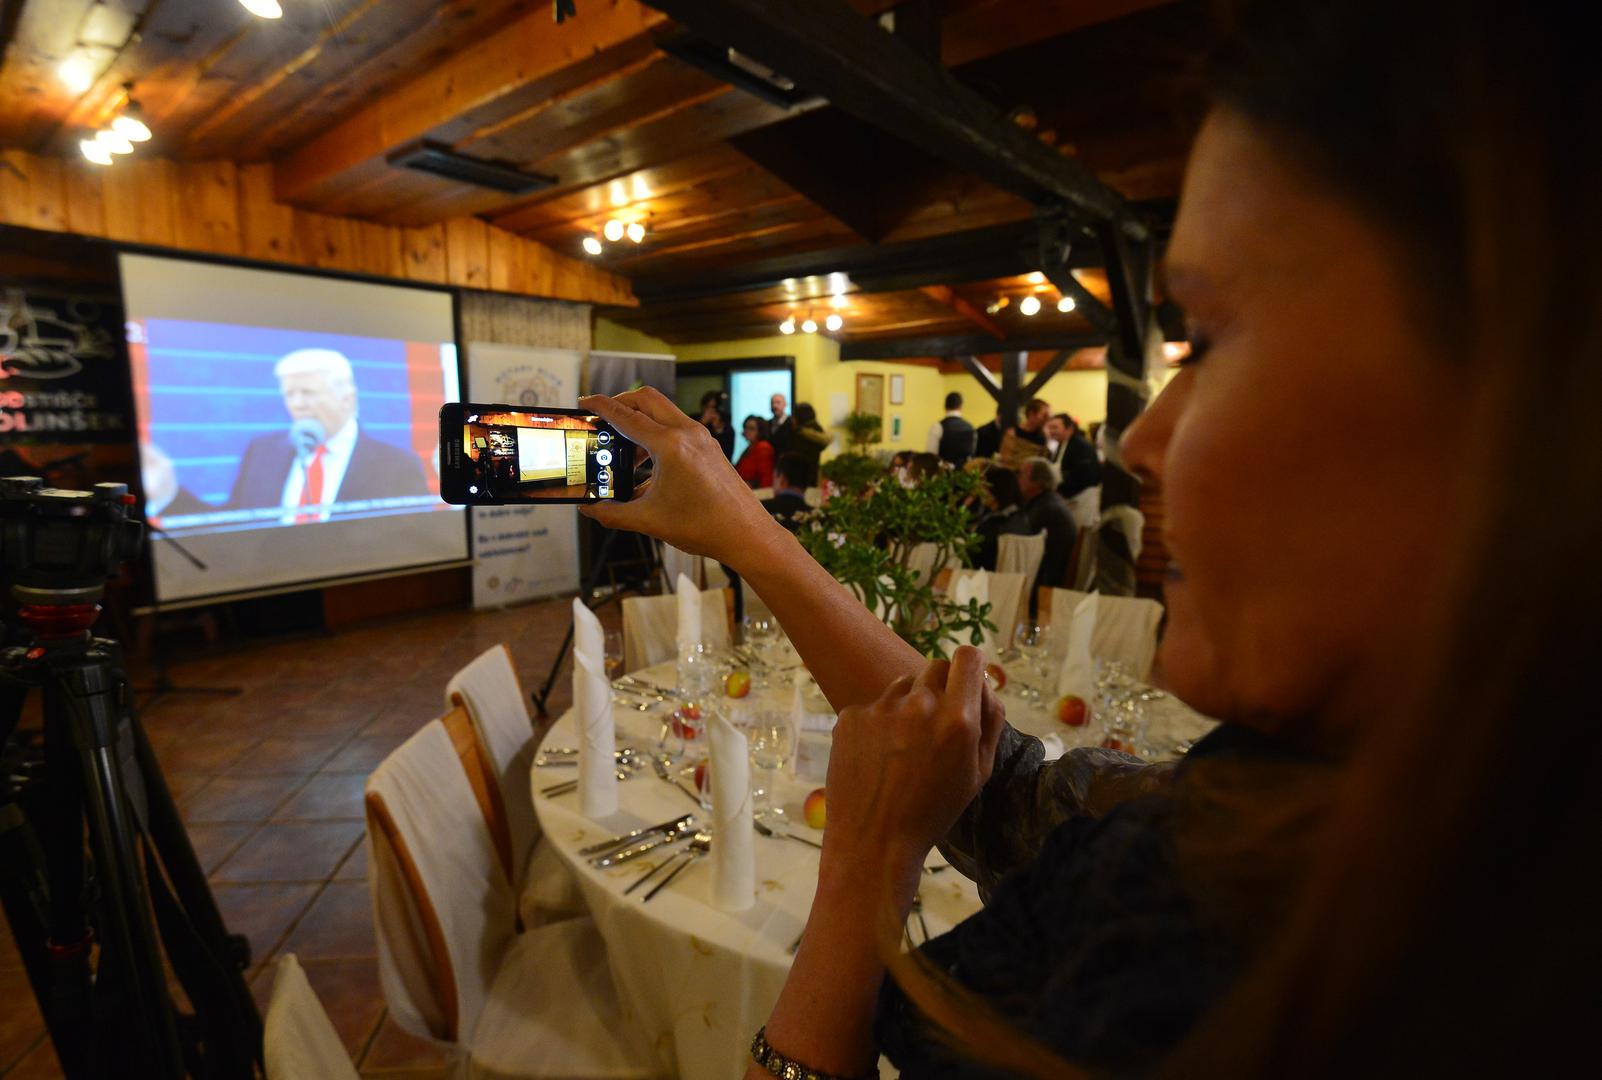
[227,348,427,518]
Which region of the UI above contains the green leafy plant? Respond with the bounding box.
[820,452,885,495]
[840,410,883,448]
[797,462,995,658]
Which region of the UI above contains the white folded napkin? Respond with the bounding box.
[572,598,617,819]
[1056,592,1099,700]
[950,570,994,657]
[676,572,701,658]
[708,714,754,912]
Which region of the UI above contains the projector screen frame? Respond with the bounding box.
[115,242,475,608]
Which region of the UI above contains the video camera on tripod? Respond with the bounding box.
[1,477,261,1079]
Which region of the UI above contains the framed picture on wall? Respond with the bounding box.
[855,372,885,416]
[889,373,905,405]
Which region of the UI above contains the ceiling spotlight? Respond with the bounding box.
[984,296,1010,316]
[582,236,603,256]
[1057,295,1076,313]
[80,139,113,166]
[824,313,843,332]
[1026,271,1046,285]
[779,318,796,335]
[96,129,134,155]
[625,221,645,244]
[239,0,283,17]
[58,55,95,94]
[1019,295,1042,317]
[801,319,818,334]
[113,89,152,142]
[603,219,625,242]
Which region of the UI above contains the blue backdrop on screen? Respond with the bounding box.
[142,319,423,505]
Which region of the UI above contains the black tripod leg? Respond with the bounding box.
[52,666,186,1080]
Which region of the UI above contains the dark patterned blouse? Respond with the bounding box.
[874,723,1294,1077]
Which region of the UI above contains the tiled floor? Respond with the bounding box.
[0,595,617,1079]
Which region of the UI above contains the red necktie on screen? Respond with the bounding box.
[296,444,326,523]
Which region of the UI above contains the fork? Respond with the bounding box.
[649,753,704,809]
[642,831,712,901]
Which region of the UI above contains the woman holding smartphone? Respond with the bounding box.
[581,0,1600,1072]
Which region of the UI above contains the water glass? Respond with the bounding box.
[1013,622,1051,698]
[741,615,779,685]
[745,710,798,815]
[676,641,719,701]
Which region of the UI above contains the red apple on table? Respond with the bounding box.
[1101,736,1133,754]
[803,788,827,830]
[984,662,1007,690]
[1055,694,1088,727]
[725,671,752,698]
[680,702,702,720]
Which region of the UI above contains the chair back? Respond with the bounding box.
[906,542,953,589]
[365,720,516,1047]
[949,568,1026,651]
[997,532,1046,586]
[264,953,361,1080]
[443,645,533,887]
[621,587,733,673]
[658,543,703,590]
[1038,587,1165,680]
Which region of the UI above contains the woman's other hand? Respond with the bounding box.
[578,388,780,566]
[822,646,1007,879]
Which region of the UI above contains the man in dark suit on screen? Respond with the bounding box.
[227,348,428,519]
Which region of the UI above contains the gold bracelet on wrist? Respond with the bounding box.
[750,1027,876,1080]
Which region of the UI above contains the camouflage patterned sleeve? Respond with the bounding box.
[936,723,1179,898]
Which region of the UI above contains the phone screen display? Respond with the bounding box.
[438,404,631,505]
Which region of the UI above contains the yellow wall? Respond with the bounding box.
[592,317,673,355]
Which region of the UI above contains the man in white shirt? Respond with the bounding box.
[226,348,428,518]
[926,391,977,466]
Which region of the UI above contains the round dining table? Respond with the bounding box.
[530,661,1216,1078]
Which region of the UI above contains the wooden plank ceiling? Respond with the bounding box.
[0,0,1204,342]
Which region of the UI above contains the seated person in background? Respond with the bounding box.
[1045,411,1104,498]
[1017,456,1076,595]
[734,414,775,488]
[763,452,816,533]
[907,452,943,482]
[228,348,427,514]
[785,402,834,469]
[972,466,1033,571]
[998,397,1051,469]
[927,391,977,466]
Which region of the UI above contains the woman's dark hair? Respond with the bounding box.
[882,2,1602,1076]
[907,452,943,480]
[742,415,771,442]
[984,466,1021,509]
[793,402,818,426]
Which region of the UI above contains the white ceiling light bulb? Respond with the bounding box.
[801,319,818,334]
[239,0,284,17]
[603,219,625,243]
[779,318,796,335]
[825,313,843,332]
[626,221,645,244]
[80,139,113,165]
[1026,271,1046,285]
[59,55,95,93]
[112,113,151,142]
[1019,295,1042,316]
[96,129,134,154]
[582,236,603,256]
[1057,295,1076,313]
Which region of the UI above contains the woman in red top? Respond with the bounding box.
[734,415,775,489]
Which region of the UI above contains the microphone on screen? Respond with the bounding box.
[288,417,326,459]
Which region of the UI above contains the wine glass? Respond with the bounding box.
[1013,622,1050,699]
[746,710,798,816]
[741,614,779,685]
[603,630,624,681]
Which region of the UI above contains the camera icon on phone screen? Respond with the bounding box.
[595,449,613,466]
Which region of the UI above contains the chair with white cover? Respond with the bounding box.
[906,542,954,589]
[657,543,702,591]
[945,568,1026,652]
[1040,587,1165,681]
[443,648,536,886]
[997,532,1046,586]
[264,953,360,1080]
[620,587,733,673]
[365,720,660,1079]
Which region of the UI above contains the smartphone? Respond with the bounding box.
[438,403,635,505]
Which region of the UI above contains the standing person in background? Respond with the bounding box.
[998,398,1052,468]
[973,405,1006,460]
[735,415,775,489]
[769,392,794,456]
[784,402,833,474]
[698,389,734,459]
[927,391,977,466]
[1044,411,1104,498]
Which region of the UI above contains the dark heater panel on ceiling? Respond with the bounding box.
[386,142,556,194]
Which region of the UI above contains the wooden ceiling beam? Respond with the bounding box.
[919,284,1006,338]
[638,0,1144,238]
[274,3,669,206]
[841,329,1107,360]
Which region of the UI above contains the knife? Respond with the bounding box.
[592,823,694,868]
[578,814,694,858]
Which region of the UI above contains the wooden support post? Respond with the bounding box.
[998,351,1028,429]
[1095,225,1156,595]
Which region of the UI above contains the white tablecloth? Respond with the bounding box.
[531,667,981,1079]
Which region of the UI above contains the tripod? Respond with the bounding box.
[1,479,259,1080]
